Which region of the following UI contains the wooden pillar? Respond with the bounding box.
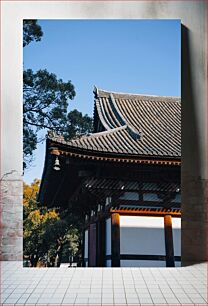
[88,223,97,267]
[82,230,85,267]
[164,215,175,267]
[88,224,90,267]
[111,213,120,267]
[96,218,105,267]
[86,226,89,267]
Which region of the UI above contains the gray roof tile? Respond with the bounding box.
[48,88,181,158]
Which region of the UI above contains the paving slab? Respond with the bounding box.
[0,261,207,305]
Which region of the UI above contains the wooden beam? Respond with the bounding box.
[164,215,175,267]
[88,223,97,267]
[111,213,120,267]
[105,254,181,261]
[96,218,106,267]
[110,208,181,217]
[57,149,181,166]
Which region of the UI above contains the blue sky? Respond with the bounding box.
[23,19,181,183]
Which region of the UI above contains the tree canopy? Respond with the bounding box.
[23,20,43,47]
[23,20,93,169]
[23,179,82,267]
[64,109,93,140]
[23,68,77,168]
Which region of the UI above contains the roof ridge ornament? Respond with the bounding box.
[93,85,99,98]
[127,125,142,141]
[109,93,142,141]
[82,125,128,139]
[47,130,65,142]
[47,130,57,139]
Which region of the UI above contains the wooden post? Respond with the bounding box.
[82,230,85,267]
[164,215,175,267]
[111,213,120,267]
[87,226,90,267]
[96,218,105,267]
[88,225,90,267]
[88,223,97,267]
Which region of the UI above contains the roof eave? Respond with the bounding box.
[47,139,181,165]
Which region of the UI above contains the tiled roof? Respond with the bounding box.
[83,177,181,209]
[84,177,180,192]
[48,88,181,159]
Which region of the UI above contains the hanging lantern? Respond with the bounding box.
[53,156,60,171]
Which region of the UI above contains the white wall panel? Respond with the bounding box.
[172,217,181,256]
[84,230,88,259]
[106,218,111,256]
[120,216,166,256]
[121,260,166,267]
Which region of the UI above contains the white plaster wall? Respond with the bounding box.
[172,218,181,257]
[120,216,166,256]
[121,260,166,267]
[105,218,111,256]
[106,260,112,267]
[84,230,88,259]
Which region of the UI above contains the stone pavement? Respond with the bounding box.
[0,261,207,305]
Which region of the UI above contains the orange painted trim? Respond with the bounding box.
[52,149,181,166]
[110,208,181,217]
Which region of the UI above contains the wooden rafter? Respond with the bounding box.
[110,207,181,217]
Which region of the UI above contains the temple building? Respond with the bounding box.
[38,87,181,268]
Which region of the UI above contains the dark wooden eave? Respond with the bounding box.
[38,88,181,208]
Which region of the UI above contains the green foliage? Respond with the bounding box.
[23,180,82,265]
[23,20,43,47]
[23,20,93,169]
[64,109,93,140]
[23,179,40,218]
[23,69,76,167]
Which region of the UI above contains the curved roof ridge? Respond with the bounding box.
[47,126,129,147]
[109,93,142,140]
[72,125,128,141]
[95,86,180,100]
